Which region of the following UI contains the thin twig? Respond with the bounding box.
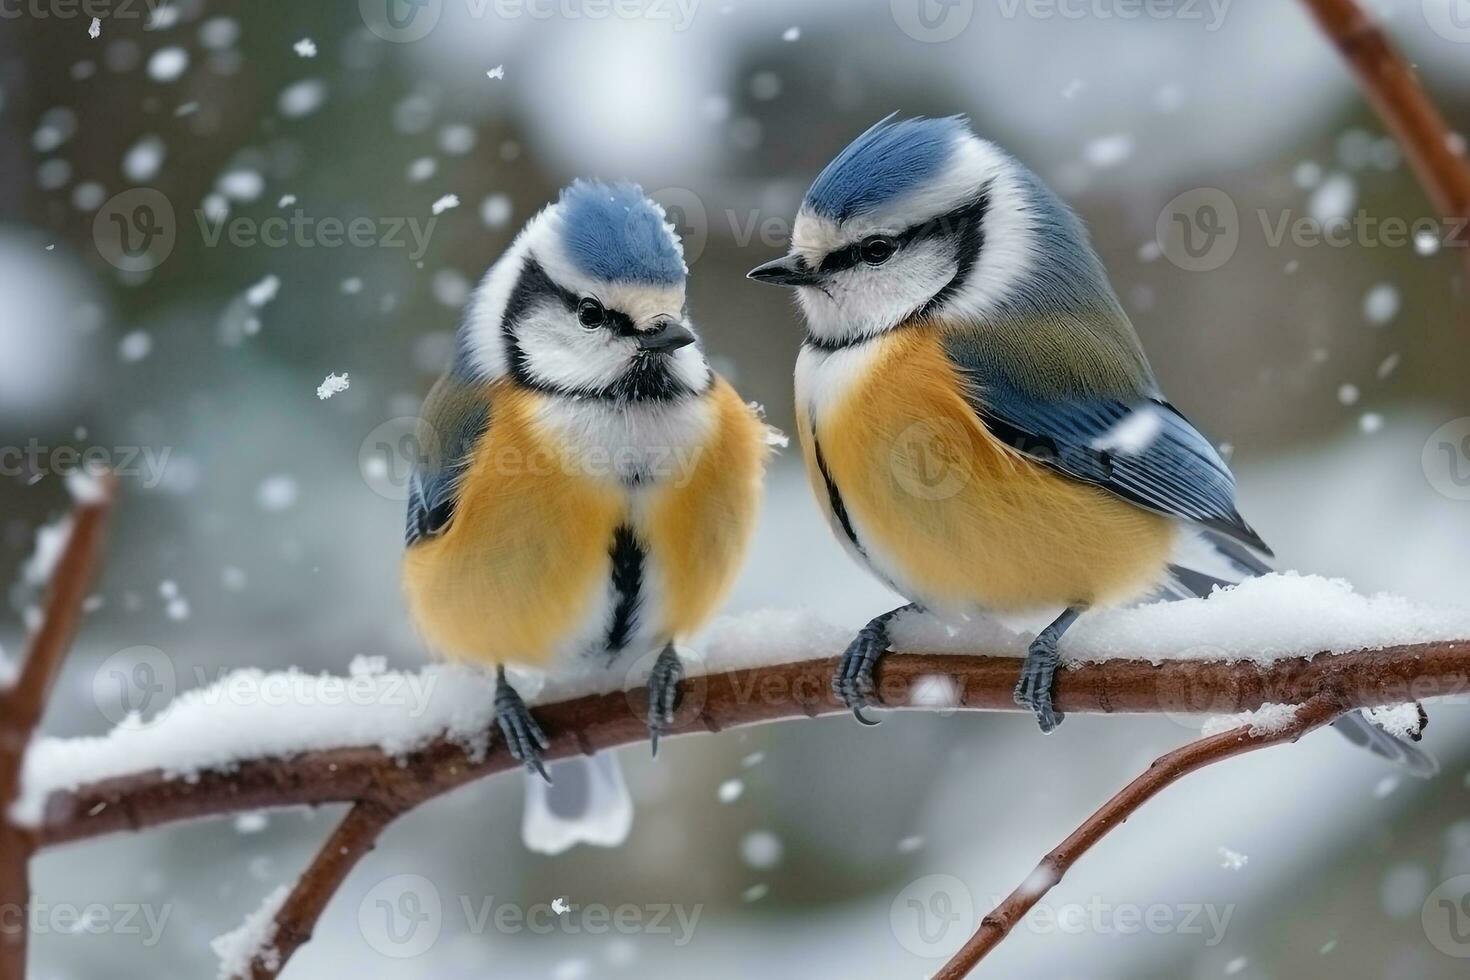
[245,801,401,980]
[0,475,117,980]
[933,693,1349,978]
[1299,0,1470,251]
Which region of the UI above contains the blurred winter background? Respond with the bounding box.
[4,0,1470,976]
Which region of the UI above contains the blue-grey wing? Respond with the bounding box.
[950,364,1270,555]
[405,376,490,548]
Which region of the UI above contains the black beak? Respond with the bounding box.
[635,320,697,353]
[746,255,822,287]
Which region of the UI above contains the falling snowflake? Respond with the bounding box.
[430,193,459,215]
[293,38,317,58]
[1217,846,1249,871]
[315,373,350,400]
[781,26,800,41]
[88,17,100,38]
[486,65,505,80]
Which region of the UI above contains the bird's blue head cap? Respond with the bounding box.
[555,179,687,286]
[802,114,970,223]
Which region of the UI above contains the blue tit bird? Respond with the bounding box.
[748,116,1433,774]
[404,180,771,782]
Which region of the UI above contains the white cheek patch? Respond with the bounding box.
[515,302,637,392]
[796,237,956,345]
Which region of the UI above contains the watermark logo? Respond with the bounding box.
[891,0,975,42]
[0,901,172,946]
[195,210,438,262]
[359,874,443,958]
[993,0,1231,30]
[92,646,176,728]
[360,0,443,42]
[1156,188,1238,272]
[890,874,975,957]
[1422,874,1470,957]
[647,186,710,267]
[360,417,439,503]
[1422,418,1470,501]
[0,0,169,22]
[1424,0,1470,43]
[891,420,973,501]
[93,188,175,272]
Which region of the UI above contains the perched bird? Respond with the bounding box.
[404,180,771,783]
[748,116,1433,773]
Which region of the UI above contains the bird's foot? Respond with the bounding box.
[1013,633,1065,733]
[832,620,893,726]
[495,673,550,781]
[647,644,684,756]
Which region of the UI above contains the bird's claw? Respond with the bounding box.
[647,645,684,756]
[832,624,889,725]
[1013,635,1065,733]
[495,675,551,781]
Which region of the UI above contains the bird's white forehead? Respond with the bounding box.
[791,135,1015,260]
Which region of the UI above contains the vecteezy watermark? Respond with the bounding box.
[356,875,702,958]
[0,901,172,946]
[358,415,708,503]
[891,0,976,42]
[1156,187,1470,272]
[359,0,698,42]
[1423,418,1470,502]
[0,0,168,21]
[890,420,974,501]
[993,0,1231,30]
[94,188,176,272]
[1422,874,1470,957]
[1423,0,1470,44]
[0,440,173,488]
[888,874,1234,958]
[92,647,439,729]
[195,210,439,263]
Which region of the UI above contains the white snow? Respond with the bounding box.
[1218,846,1249,871]
[122,135,166,182]
[1363,283,1401,326]
[293,38,317,58]
[245,274,280,308]
[895,573,1470,666]
[11,575,1470,827]
[210,884,290,979]
[277,79,326,119]
[486,65,505,80]
[430,193,459,215]
[1365,703,1424,740]
[1201,702,1302,738]
[1091,405,1162,455]
[146,47,188,83]
[88,17,100,38]
[315,372,350,400]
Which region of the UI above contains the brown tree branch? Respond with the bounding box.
[1300,0,1470,252]
[933,692,1350,979]
[246,801,401,980]
[28,638,1470,854]
[0,475,116,980]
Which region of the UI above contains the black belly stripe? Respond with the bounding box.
[812,435,866,558]
[605,525,644,653]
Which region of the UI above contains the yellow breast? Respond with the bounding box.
[402,383,625,666]
[796,327,1174,612]
[402,379,767,669]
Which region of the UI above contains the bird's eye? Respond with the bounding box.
[577,298,606,328]
[859,236,896,265]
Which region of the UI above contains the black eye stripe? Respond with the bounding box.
[813,186,990,275]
